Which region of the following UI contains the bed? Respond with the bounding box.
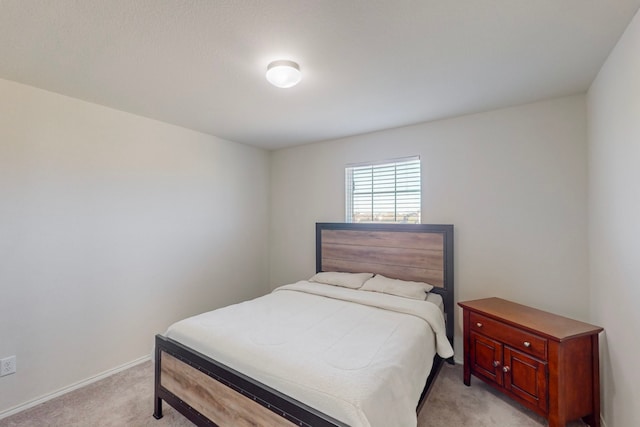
[153,222,454,426]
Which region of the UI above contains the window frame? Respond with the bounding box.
[345,156,421,224]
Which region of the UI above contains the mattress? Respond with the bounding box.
[164,281,453,427]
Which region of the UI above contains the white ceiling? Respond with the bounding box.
[1,1,639,150]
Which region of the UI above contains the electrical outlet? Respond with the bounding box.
[0,356,16,376]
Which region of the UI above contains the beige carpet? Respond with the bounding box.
[0,361,589,427]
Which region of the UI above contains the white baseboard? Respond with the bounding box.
[0,355,150,420]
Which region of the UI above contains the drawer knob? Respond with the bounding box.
[476,322,483,328]
[492,360,501,368]
[523,341,531,348]
[502,366,510,373]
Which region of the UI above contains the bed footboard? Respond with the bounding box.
[154,335,348,427]
[154,335,443,427]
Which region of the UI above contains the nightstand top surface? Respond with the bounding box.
[458,297,603,341]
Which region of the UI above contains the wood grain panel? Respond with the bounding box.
[160,352,296,427]
[320,228,446,287]
[322,243,444,270]
[321,258,444,287]
[322,229,443,251]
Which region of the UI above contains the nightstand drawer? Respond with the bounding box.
[470,312,547,359]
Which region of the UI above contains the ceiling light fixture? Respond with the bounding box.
[266,60,301,88]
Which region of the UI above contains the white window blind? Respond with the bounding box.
[345,156,421,223]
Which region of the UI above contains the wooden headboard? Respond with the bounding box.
[316,223,454,344]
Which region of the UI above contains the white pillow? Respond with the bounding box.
[308,271,374,289]
[360,274,434,300]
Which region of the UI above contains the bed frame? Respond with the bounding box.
[154,222,454,426]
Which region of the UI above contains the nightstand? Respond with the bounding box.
[458,298,603,427]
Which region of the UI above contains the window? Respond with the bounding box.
[345,156,421,223]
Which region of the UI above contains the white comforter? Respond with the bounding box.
[164,281,454,427]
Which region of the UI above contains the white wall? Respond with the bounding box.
[587,9,640,427]
[270,95,589,357]
[0,78,270,414]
